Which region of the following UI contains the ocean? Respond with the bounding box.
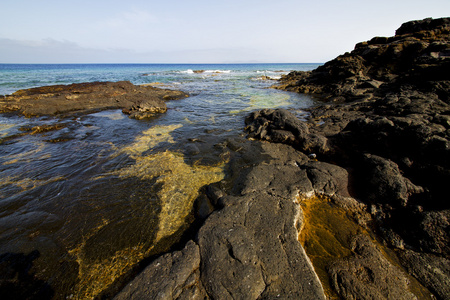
[0,63,321,299]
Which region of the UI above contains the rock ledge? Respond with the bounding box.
[0,81,188,119]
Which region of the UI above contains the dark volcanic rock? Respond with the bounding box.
[116,18,449,300]
[398,248,450,299]
[245,108,330,155]
[359,154,424,207]
[114,241,206,300]
[246,17,450,299]
[328,235,418,300]
[0,81,188,118]
[115,141,330,299]
[275,17,450,102]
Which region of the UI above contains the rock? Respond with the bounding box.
[249,17,450,299]
[197,169,325,299]
[358,154,424,207]
[114,241,206,300]
[0,81,188,118]
[245,108,330,154]
[275,17,450,101]
[398,249,450,299]
[395,17,450,35]
[301,160,351,198]
[417,209,450,255]
[328,235,420,300]
[115,140,331,299]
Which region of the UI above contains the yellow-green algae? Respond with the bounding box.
[298,194,433,300]
[0,175,65,197]
[68,218,148,300]
[110,150,225,243]
[120,124,182,156]
[298,195,364,299]
[229,92,292,114]
[69,124,226,299]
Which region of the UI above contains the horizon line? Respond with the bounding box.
[0,62,324,65]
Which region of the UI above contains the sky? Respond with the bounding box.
[0,0,449,63]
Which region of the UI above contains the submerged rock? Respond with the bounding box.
[0,81,188,118]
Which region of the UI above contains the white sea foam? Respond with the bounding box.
[204,70,231,74]
[180,69,231,74]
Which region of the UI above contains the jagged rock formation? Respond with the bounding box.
[0,81,188,119]
[276,17,450,103]
[244,17,450,299]
[114,18,449,300]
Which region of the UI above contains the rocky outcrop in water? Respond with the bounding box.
[0,81,188,119]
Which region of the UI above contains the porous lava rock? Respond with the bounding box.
[276,17,450,102]
[247,17,450,299]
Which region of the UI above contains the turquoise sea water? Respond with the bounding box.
[0,63,321,298]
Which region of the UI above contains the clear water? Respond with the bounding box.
[0,63,320,299]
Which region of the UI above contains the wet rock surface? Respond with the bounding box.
[0,81,188,119]
[115,137,431,299]
[114,240,206,300]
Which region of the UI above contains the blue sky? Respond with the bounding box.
[1,0,449,63]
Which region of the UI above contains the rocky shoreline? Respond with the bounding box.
[113,18,449,299]
[0,81,188,119]
[0,18,448,300]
